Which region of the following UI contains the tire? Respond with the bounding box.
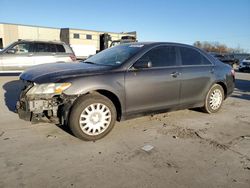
[202,84,225,114]
[69,93,117,141]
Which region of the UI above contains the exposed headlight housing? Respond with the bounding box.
[26,83,71,95]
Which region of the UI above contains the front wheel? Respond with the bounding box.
[69,93,117,141]
[202,84,224,114]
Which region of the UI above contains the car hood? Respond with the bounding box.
[20,62,112,83]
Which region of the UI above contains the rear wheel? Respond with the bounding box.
[202,84,224,114]
[69,93,117,141]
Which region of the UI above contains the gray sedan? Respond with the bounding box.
[17,42,235,141]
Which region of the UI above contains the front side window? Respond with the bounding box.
[138,46,177,67]
[12,43,33,54]
[180,47,211,65]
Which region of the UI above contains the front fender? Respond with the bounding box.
[62,72,126,113]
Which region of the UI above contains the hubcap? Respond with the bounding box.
[209,89,223,110]
[79,103,111,136]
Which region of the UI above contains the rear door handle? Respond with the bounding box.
[171,72,180,78]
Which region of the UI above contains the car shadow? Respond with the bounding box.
[2,80,23,113]
[2,79,75,137]
[231,78,250,101]
[57,123,74,137]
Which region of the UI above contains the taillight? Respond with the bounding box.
[231,69,235,77]
[70,54,77,61]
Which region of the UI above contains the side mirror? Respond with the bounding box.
[6,49,16,54]
[133,59,152,69]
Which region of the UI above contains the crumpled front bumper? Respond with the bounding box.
[16,97,61,123]
[16,81,61,124]
[16,80,77,124]
[16,81,34,121]
[16,100,32,121]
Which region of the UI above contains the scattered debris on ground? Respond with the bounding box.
[0,131,4,137]
[141,144,154,152]
[46,134,57,139]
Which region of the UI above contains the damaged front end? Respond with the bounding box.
[16,80,76,124]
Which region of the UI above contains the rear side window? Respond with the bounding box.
[140,46,177,67]
[49,44,57,52]
[34,43,66,53]
[34,43,51,52]
[56,44,66,52]
[180,47,211,65]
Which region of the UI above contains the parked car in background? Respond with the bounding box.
[239,56,250,72]
[17,42,235,141]
[0,40,76,72]
[210,53,239,67]
[222,54,239,66]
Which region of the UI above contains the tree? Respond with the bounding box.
[193,41,246,54]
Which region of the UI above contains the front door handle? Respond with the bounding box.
[171,72,180,78]
[210,68,215,74]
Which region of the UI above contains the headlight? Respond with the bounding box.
[26,83,71,95]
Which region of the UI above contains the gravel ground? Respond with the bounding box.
[0,72,249,188]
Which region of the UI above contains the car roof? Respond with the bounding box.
[122,42,200,49]
[17,39,65,45]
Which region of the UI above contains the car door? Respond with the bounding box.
[32,42,57,65]
[1,42,35,71]
[53,44,72,62]
[125,45,181,115]
[177,46,214,106]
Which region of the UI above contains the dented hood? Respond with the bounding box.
[20,62,112,83]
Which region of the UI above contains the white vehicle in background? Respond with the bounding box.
[69,35,137,60]
[239,56,250,72]
[70,44,96,60]
[0,40,76,72]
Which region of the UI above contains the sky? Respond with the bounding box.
[0,0,250,52]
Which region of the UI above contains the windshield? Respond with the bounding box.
[84,44,144,66]
[0,41,17,54]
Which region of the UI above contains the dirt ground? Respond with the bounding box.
[0,72,249,188]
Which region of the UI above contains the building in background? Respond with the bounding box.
[0,23,137,58]
[0,23,60,48]
[60,28,136,59]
